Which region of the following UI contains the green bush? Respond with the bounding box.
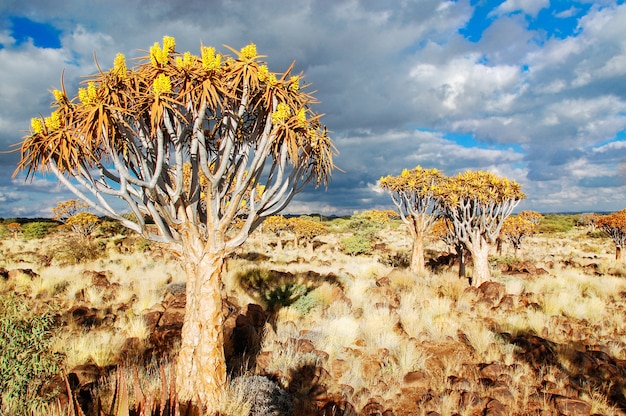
[0,294,63,415]
[535,214,578,234]
[21,221,58,240]
[0,224,9,240]
[341,235,372,256]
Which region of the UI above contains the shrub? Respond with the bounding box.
[535,214,578,234]
[230,375,294,416]
[0,224,9,240]
[340,234,372,256]
[50,238,106,265]
[21,221,57,240]
[0,293,63,415]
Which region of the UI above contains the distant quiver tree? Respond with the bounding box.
[379,166,444,275]
[596,209,626,262]
[14,37,335,407]
[435,171,524,286]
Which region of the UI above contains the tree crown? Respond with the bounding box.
[15,37,335,247]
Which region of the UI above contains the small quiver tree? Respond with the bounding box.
[501,210,542,257]
[288,216,327,253]
[435,171,524,286]
[263,215,290,250]
[52,199,89,223]
[379,166,444,275]
[65,212,100,240]
[596,210,626,262]
[6,222,21,240]
[15,37,335,407]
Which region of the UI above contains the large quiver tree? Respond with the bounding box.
[379,166,444,275]
[15,37,335,407]
[435,171,524,286]
[596,209,626,262]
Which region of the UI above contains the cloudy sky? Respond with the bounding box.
[1,0,626,217]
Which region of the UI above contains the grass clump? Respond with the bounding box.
[0,293,63,415]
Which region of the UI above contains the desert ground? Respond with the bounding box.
[1,214,626,415]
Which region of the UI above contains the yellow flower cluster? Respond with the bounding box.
[257,65,277,85]
[296,108,306,127]
[44,111,61,131]
[150,37,174,67]
[175,51,195,70]
[31,118,44,134]
[271,103,291,124]
[153,73,172,97]
[112,53,128,79]
[163,36,176,53]
[201,46,221,71]
[240,43,257,60]
[289,76,300,92]
[78,82,98,105]
[52,89,64,101]
[258,65,270,82]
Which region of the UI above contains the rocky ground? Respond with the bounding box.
[2,226,626,415]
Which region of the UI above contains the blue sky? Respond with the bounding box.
[1,0,626,217]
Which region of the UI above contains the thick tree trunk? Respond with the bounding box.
[176,231,227,408]
[409,235,426,275]
[470,241,491,286]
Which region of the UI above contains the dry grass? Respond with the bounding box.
[3,219,626,415]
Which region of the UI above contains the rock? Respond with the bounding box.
[8,268,39,280]
[403,370,430,389]
[161,291,186,309]
[68,305,100,328]
[82,270,110,287]
[554,397,591,415]
[477,281,506,306]
[142,310,163,332]
[484,399,507,416]
[360,399,387,415]
[158,307,185,328]
[479,363,509,380]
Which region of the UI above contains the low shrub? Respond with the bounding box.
[21,221,58,240]
[0,293,63,415]
[341,235,372,256]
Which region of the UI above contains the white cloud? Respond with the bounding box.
[492,0,550,17]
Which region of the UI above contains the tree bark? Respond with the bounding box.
[175,228,227,408]
[470,240,491,286]
[617,245,624,262]
[409,235,426,275]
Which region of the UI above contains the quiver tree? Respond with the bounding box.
[14,37,335,407]
[65,212,100,240]
[596,209,626,262]
[501,211,541,257]
[263,214,290,250]
[288,216,327,252]
[435,171,524,286]
[379,166,444,274]
[52,199,89,223]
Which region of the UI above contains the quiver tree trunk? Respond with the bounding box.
[175,226,227,407]
[409,234,426,275]
[469,239,491,287]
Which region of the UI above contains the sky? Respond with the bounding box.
[1,0,626,218]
